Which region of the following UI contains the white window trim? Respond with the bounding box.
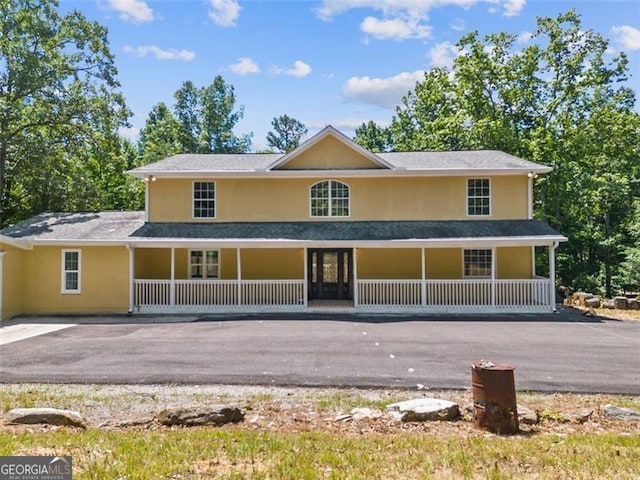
[61,249,81,294]
[462,248,492,279]
[188,249,221,279]
[309,180,351,218]
[466,178,491,217]
[192,180,216,220]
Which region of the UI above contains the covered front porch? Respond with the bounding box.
[128,244,558,314]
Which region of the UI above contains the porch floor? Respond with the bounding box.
[308,300,355,309]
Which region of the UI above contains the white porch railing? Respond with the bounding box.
[134,279,304,311]
[358,278,550,311]
[135,278,551,312]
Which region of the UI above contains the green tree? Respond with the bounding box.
[173,76,251,153]
[353,121,391,152]
[266,115,308,152]
[0,0,129,227]
[387,9,639,295]
[138,102,183,164]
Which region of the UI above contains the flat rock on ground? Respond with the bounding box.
[603,404,640,422]
[387,398,459,422]
[4,407,86,428]
[157,405,245,427]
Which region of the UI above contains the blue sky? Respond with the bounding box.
[61,0,640,151]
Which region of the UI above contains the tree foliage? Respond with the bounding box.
[354,121,391,152]
[266,115,307,152]
[387,9,640,296]
[0,0,131,227]
[174,76,251,153]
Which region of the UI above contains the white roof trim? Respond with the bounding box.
[25,235,567,249]
[0,234,33,250]
[128,167,549,180]
[266,125,394,171]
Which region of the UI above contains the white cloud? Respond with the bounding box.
[228,57,260,75]
[517,30,533,44]
[208,0,241,27]
[360,16,431,40]
[106,0,153,23]
[450,18,466,32]
[118,126,140,139]
[485,0,525,16]
[271,60,312,78]
[428,41,461,69]
[123,45,196,61]
[342,70,426,109]
[502,0,525,17]
[316,0,477,21]
[611,25,640,51]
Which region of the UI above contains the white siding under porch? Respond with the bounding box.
[134,278,552,313]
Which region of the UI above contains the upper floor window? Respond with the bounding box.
[467,178,490,216]
[190,250,219,279]
[61,249,81,293]
[193,181,215,218]
[310,180,350,217]
[464,249,492,278]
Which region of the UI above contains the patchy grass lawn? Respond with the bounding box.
[1,384,639,479]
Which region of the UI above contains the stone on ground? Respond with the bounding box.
[517,405,539,425]
[602,404,640,422]
[350,407,383,421]
[4,407,86,428]
[387,398,459,422]
[157,405,245,427]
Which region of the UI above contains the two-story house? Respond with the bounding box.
[0,126,566,320]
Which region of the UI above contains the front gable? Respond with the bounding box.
[269,125,391,171]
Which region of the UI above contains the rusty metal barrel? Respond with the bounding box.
[471,360,519,434]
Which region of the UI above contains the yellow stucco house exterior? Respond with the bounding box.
[0,126,566,320]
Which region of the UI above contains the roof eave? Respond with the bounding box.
[126,166,552,179]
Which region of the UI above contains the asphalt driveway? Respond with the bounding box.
[1,309,638,394]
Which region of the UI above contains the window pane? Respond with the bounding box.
[323,252,338,282]
[193,182,215,218]
[311,252,317,282]
[65,272,78,290]
[205,250,219,278]
[65,252,78,270]
[467,179,490,216]
[343,251,349,283]
[464,249,492,277]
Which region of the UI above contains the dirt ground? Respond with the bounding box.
[2,384,639,437]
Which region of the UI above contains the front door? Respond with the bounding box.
[308,249,353,300]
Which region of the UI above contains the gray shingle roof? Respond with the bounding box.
[130,153,279,173]
[1,212,563,244]
[0,211,145,241]
[378,150,545,171]
[127,150,549,175]
[131,219,562,241]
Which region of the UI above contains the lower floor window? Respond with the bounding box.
[62,249,81,293]
[464,249,492,278]
[190,250,219,278]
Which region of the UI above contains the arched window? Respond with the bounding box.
[310,180,350,217]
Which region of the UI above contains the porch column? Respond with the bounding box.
[0,251,6,321]
[303,247,308,307]
[549,242,557,312]
[170,247,176,306]
[421,248,427,306]
[237,248,242,306]
[491,247,497,307]
[127,245,134,313]
[353,248,359,307]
